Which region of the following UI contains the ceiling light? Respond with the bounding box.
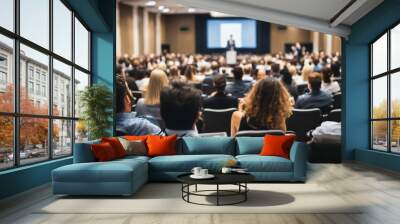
[162,8,170,13]
[188,8,196,13]
[158,5,165,10]
[145,1,156,6]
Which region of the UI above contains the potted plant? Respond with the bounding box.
[79,84,113,140]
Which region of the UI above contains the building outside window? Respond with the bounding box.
[0,0,91,170]
[370,23,400,154]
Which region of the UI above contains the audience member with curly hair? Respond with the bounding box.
[230,77,293,136]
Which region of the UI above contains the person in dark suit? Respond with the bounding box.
[203,75,238,109]
[226,35,236,50]
[201,61,220,95]
[295,72,333,109]
[225,66,252,98]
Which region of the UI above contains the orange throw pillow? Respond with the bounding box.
[146,135,177,157]
[91,142,117,162]
[260,134,295,159]
[101,137,126,158]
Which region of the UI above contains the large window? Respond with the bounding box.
[370,23,400,153]
[0,0,91,170]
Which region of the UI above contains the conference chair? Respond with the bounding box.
[235,130,285,137]
[116,128,128,137]
[296,83,308,96]
[333,92,341,109]
[326,109,341,122]
[203,108,237,135]
[286,108,322,142]
[319,104,334,115]
[131,90,143,99]
[193,83,202,91]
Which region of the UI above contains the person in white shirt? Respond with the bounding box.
[242,64,254,83]
[321,67,341,95]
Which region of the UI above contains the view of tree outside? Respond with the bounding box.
[371,24,400,153]
[0,85,64,168]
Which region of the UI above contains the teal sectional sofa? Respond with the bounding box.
[52,137,308,196]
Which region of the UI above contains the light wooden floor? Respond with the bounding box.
[1,162,400,224]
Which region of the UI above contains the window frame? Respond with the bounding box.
[0,0,92,171]
[370,20,400,154]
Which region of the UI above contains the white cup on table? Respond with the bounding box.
[191,167,202,176]
[200,169,208,176]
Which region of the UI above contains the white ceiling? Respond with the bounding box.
[119,0,209,14]
[120,0,384,37]
[225,0,353,23]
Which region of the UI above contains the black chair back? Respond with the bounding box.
[131,91,143,99]
[333,92,341,109]
[203,108,237,135]
[326,109,341,122]
[287,108,322,141]
[296,84,308,96]
[236,130,285,137]
[115,129,128,137]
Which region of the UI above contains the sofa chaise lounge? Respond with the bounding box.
[52,137,308,196]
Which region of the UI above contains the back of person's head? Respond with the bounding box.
[244,77,292,129]
[321,67,332,83]
[145,69,169,105]
[313,58,320,66]
[232,66,244,80]
[116,64,123,76]
[243,64,252,75]
[281,71,293,86]
[213,75,226,93]
[199,65,207,74]
[301,66,312,82]
[256,68,267,80]
[128,68,146,80]
[211,61,219,71]
[288,65,297,76]
[116,76,133,113]
[160,83,202,130]
[271,63,280,73]
[183,65,194,81]
[308,72,322,92]
[331,62,341,77]
[169,66,179,78]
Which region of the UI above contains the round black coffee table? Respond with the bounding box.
[177,173,255,206]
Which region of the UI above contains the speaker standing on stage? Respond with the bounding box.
[226,34,236,50]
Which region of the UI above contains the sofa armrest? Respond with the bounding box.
[289,141,308,181]
[73,140,100,163]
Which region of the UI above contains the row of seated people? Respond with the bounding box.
[116,67,339,139]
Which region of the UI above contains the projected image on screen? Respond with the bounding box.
[207,19,256,48]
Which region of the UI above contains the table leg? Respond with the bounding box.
[195,184,198,192]
[217,184,219,206]
[245,183,247,201]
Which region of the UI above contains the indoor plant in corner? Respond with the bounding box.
[79,84,113,140]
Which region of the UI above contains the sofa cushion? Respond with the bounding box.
[53,158,147,183]
[236,155,293,172]
[180,137,235,155]
[236,137,263,155]
[260,134,295,159]
[91,142,118,162]
[147,135,177,157]
[101,137,127,158]
[149,154,235,172]
[118,137,147,156]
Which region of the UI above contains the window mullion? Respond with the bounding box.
[13,0,21,167]
[388,30,391,152]
[48,0,54,160]
[71,10,76,155]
